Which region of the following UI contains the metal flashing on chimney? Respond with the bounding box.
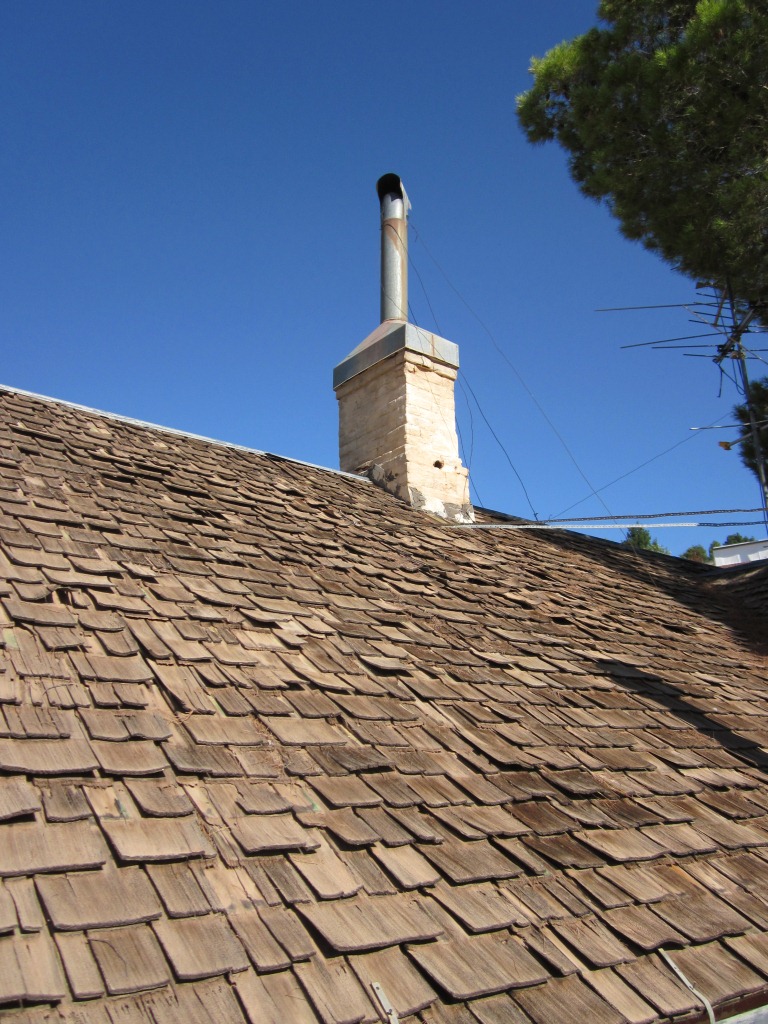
[333,321,459,390]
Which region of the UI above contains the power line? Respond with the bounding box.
[408,251,444,337]
[407,302,475,500]
[603,282,768,531]
[621,332,722,349]
[407,269,485,508]
[459,373,539,520]
[410,220,615,522]
[746,348,768,371]
[551,416,730,518]
[408,243,528,516]
[540,507,765,524]
[407,255,484,503]
[455,376,480,503]
[597,302,719,311]
[456,520,768,530]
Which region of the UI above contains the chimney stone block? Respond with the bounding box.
[335,332,473,522]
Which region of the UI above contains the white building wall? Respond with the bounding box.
[712,539,768,567]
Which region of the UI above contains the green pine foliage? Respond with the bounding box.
[732,376,768,482]
[620,526,670,554]
[680,544,709,562]
[517,1,768,310]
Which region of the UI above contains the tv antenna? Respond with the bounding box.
[705,282,768,513]
[603,283,768,520]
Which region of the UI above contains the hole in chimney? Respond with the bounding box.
[433,460,444,469]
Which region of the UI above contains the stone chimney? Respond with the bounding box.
[333,174,473,522]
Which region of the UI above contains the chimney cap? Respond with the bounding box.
[376,173,404,203]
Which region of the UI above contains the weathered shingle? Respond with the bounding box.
[1,385,768,1023]
[0,821,108,876]
[36,866,162,929]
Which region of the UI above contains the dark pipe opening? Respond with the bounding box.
[376,173,403,204]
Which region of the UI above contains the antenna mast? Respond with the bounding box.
[713,284,768,512]
[606,283,768,527]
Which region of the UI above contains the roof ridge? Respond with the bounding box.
[0,382,369,484]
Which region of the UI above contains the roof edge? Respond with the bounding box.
[0,383,370,484]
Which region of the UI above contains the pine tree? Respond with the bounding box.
[620,527,669,555]
[681,545,709,563]
[731,377,768,484]
[517,1,768,310]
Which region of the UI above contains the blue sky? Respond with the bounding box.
[2,1,765,555]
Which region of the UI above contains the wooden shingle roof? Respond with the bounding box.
[0,384,767,1024]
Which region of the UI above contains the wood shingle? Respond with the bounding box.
[0,385,767,1023]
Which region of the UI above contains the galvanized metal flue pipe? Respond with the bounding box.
[377,173,409,322]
